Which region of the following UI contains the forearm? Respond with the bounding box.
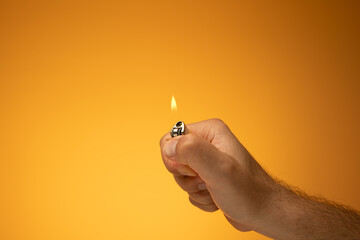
[255,180,360,240]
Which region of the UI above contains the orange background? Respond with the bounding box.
[1,1,360,239]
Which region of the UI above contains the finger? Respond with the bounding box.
[173,175,206,193]
[160,132,198,176]
[188,190,214,205]
[161,146,197,176]
[159,132,171,148]
[185,118,228,142]
[160,118,228,147]
[160,118,234,180]
[171,133,237,185]
[189,196,219,212]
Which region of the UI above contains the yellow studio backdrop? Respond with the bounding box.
[1,1,360,239]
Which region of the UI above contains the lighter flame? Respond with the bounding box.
[171,96,177,112]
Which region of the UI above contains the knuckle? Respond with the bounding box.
[208,118,231,133]
[174,176,202,193]
[189,197,199,208]
[179,184,193,192]
[189,197,218,212]
[209,118,227,128]
[182,183,198,193]
[163,159,180,175]
[206,204,219,212]
[189,190,214,205]
[163,162,176,174]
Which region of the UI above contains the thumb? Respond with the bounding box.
[164,134,235,185]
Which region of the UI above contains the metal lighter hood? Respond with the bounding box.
[170,121,186,138]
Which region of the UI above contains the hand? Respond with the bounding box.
[159,119,278,232]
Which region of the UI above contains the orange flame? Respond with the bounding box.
[171,96,177,112]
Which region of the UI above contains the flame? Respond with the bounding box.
[171,96,177,112]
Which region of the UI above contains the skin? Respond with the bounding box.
[159,119,360,240]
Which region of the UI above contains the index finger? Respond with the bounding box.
[160,118,226,148]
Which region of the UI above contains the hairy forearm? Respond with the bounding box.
[255,180,360,240]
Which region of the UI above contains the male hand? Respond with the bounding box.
[160,119,360,240]
[159,119,277,232]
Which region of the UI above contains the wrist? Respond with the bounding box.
[250,177,284,227]
[252,179,303,240]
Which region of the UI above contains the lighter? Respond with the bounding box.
[170,121,188,138]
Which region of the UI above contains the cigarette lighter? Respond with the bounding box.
[170,121,187,138]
